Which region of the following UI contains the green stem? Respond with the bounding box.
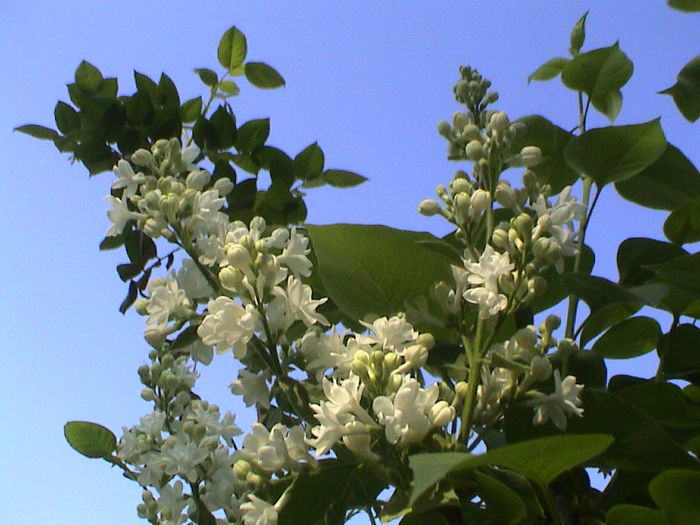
[459,321,484,443]
[540,483,564,525]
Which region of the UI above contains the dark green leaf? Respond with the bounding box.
[134,71,158,103]
[226,178,257,220]
[528,58,570,83]
[74,138,119,175]
[180,97,203,123]
[591,88,623,122]
[617,237,688,286]
[171,325,201,350]
[667,0,700,11]
[217,26,247,71]
[125,91,155,127]
[194,68,218,87]
[564,119,666,187]
[561,42,633,115]
[511,115,578,193]
[64,421,116,459]
[192,116,216,151]
[607,505,669,525]
[218,80,240,95]
[649,470,700,525]
[208,106,236,150]
[235,118,270,154]
[212,160,236,185]
[592,316,661,359]
[664,197,700,244]
[117,262,144,282]
[99,232,127,251]
[232,154,260,175]
[323,169,367,188]
[658,324,700,383]
[14,124,59,140]
[615,144,700,210]
[646,252,700,297]
[119,281,138,314]
[75,60,104,95]
[157,73,180,110]
[471,470,527,525]
[244,62,285,89]
[569,11,588,56]
[613,381,691,425]
[409,434,613,504]
[529,244,594,313]
[306,224,452,322]
[54,101,81,134]
[293,143,325,180]
[659,54,700,122]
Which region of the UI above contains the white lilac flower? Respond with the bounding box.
[175,259,213,300]
[372,378,448,446]
[112,159,146,198]
[155,480,190,524]
[188,189,226,234]
[160,437,209,482]
[476,366,513,420]
[273,276,328,328]
[359,316,417,352]
[180,145,201,172]
[464,245,514,292]
[276,227,313,277]
[463,286,508,319]
[240,494,279,525]
[105,195,144,237]
[342,420,379,461]
[200,446,237,511]
[526,370,584,430]
[240,423,307,473]
[231,369,271,409]
[146,278,191,326]
[300,327,353,380]
[198,297,258,358]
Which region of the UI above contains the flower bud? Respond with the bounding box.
[418,199,442,217]
[495,181,518,209]
[370,350,385,370]
[453,111,471,130]
[219,266,242,291]
[134,298,150,315]
[132,149,156,169]
[530,356,553,381]
[532,237,551,259]
[509,146,543,168]
[214,177,234,196]
[461,124,483,142]
[455,381,470,400]
[498,273,515,295]
[226,244,252,270]
[429,401,456,427]
[383,352,400,371]
[448,141,464,158]
[466,139,485,161]
[437,120,452,138]
[557,338,578,357]
[403,344,428,370]
[488,111,510,133]
[483,91,499,105]
[513,213,534,241]
[545,314,561,332]
[450,177,472,196]
[246,471,266,487]
[186,169,210,190]
[144,325,169,349]
[492,228,509,249]
[515,327,537,349]
[528,276,547,297]
[470,189,491,213]
[141,387,157,401]
[417,333,435,350]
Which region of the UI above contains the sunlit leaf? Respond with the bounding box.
[323,169,367,188]
[14,124,59,140]
[235,118,270,154]
[592,316,661,359]
[649,470,700,525]
[75,60,104,95]
[217,26,247,71]
[245,62,285,89]
[569,11,588,56]
[660,54,700,122]
[64,421,116,459]
[528,58,569,83]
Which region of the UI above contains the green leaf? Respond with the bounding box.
[134,71,158,102]
[305,224,452,322]
[564,119,666,187]
[14,124,59,140]
[561,43,634,117]
[54,101,81,134]
[649,470,700,525]
[511,115,578,193]
[660,54,700,122]
[615,144,700,211]
[74,60,104,95]
[64,421,116,459]
[217,26,247,71]
[658,324,700,383]
[607,505,669,525]
[617,237,688,286]
[664,197,700,244]
[125,91,155,127]
[180,97,203,123]
[592,316,661,359]
[646,252,700,297]
[569,11,588,56]
[294,143,325,180]
[119,281,138,314]
[208,106,237,150]
[235,118,270,154]
[218,80,240,96]
[528,58,569,83]
[409,434,613,504]
[232,153,260,175]
[322,169,367,188]
[244,62,285,89]
[194,68,218,87]
[591,88,623,122]
[471,470,527,525]
[667,0,700,12]
[613,381,691,425]
[529,244,594,313]
[157,73,180,109]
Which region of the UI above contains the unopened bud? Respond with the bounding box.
[528,276,547,297]
[429,401,456,427]
[470,189,491,213]
[530,356,553,381]
[488,111,510,133]
[141,387,157,401]
[515,327,537,349]
[455,381,470,400]
[461,124,483,142]
[466,140,485,161]
[453,112,471,130]
[219,266,242,291]
[492,228,509,249]
[509,146,542,168]
[186,170,210,190]
[498,273,515,295]
[144,325,168,349]
[132,149,155,169]
[450,177,472,195]
[513,213,534,241]
[557,338,578,357]
[417,333,435,350]
[384,352,400,371]
[495,181,518,209]
[418,199,442,217]
[134,298,150,315]
[437,120,452,138]
[214,177,234,196]
[226,244,252,270]
[545,314,561,332]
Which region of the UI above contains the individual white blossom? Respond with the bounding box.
[155,480,190,524]
[270,276,328,329]
[105,195,144,237]
[146,278,191,326]
[463,286,509,319]
[112,159,146,198]
[198,297,258,357]
[526,370,584,430]
[275,227,313,277]
[359,316,417,352]
[231,369,271,409]
[175,259,213,300]
[240,494,279,525]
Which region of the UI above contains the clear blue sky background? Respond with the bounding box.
[1,1,697,523]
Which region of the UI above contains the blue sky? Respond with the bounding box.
[1,1,698,523]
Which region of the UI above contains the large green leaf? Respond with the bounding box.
[14,124,60,141]
[607,505,669,525]
[244,62,285,89]
[217,26,247,71]
[293,143,325,180]
[322,169,367,188]
[649,470,700,525]
[658,324,700,384]
[75,60,104,95]
[613,381,694,427]
[561,42,633,120]
[54,101,81,134]
[306,224,453,323]
[564,120,667,187]
[617,237,688,286]
[660,54,700,122]
[471,470,527,524]
[409,434,613,504]
[235,118,270,154]
[592,316,662,359]
[64,421,116,459]
[511,115,578,193]
[667,0,700,11]
[646,252,700,297]
[615,144,700,211]
[664,197,700,244]
[528,58,569,83]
